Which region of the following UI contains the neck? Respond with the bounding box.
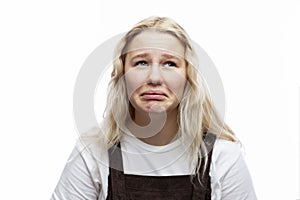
[127,109,179,146]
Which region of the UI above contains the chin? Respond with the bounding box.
[142,103,165,113]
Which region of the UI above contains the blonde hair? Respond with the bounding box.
[83,16,238,179]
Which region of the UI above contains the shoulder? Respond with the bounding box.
[75,127,110,171]
[211,138,242,178]
[212,138,242,162]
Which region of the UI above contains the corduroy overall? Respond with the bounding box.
[106,134,216,200]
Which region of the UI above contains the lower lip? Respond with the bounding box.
[141,94,166,100]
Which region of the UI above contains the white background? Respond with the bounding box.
[0,0,299,199]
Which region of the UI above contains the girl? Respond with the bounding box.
[51,16,257,200]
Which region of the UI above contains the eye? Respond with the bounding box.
[134,60,148,66]
[163,61,177,67]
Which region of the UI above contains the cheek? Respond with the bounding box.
[164,70,187,99]
[124,69,146,97]
[168,79,186,100]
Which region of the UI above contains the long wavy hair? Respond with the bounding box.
[83,16,238,178]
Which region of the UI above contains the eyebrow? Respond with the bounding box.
[130,53,182,61]
[130,53,149,60]
[161,54,182,61]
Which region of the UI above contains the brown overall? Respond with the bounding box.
[106,134,216,200]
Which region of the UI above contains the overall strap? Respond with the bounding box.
[108,142,126,200]
[192,133,216,200]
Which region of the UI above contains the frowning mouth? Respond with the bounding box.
[140,90,167,100]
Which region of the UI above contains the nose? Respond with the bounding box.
[147,64,163,85]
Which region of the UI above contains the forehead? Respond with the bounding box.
[125,30,185,58]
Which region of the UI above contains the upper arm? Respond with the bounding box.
[220,151,257,200]
[51,145,101,200]
[211,140,257,200]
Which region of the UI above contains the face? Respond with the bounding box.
[124,30,187,116]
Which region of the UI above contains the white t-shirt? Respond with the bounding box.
[51,133,257,200]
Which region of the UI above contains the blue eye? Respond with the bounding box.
[163,61,176,67]
[135,61,148,66]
